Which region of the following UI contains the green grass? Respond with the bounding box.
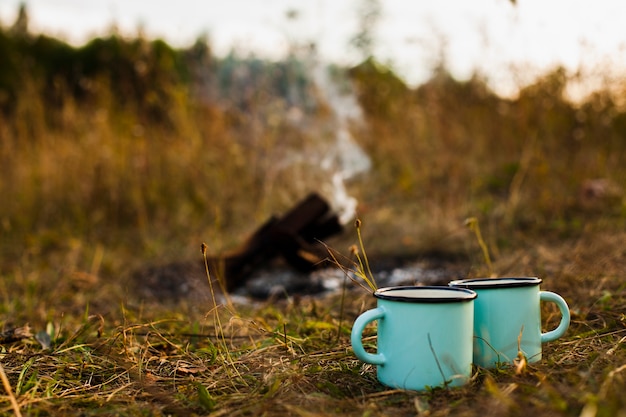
[1,223,626,416]
[1,24,626,416]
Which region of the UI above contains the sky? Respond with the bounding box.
[1,0,626,98]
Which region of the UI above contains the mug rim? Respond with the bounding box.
[448,277,542,289]
[374,286,477,303]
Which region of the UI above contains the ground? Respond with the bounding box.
[1,222,625,416]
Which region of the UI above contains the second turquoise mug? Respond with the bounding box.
[351,286,477,391]
[449,277,570,368]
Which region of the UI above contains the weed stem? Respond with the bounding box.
[0,361,23,417]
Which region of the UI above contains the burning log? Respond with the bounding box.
[130,193,344,302]
[209,193,343,291]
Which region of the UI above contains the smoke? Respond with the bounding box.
[311,62,372,224]
[198,50,372,223]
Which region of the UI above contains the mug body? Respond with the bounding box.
[352,286,476,391]
[449,278,542,367]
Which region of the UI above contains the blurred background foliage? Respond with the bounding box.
[0,4,625,274]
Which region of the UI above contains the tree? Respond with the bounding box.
[10,3,29,37]
[349,0,381,60]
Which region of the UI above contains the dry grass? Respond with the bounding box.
[1,225,625,416]
[1,26,626,416]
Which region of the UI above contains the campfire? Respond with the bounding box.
[130,192,464,302]
[206,192,344,291]
[130,193,346,302]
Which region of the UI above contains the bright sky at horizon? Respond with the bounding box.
[1,0,626,98]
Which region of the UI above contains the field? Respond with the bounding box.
[1,20,626,416]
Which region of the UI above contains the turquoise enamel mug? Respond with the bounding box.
[351,286,477,391]
[449,277,570,368]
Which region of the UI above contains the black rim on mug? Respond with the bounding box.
[449,277,542,290]
[374,286,477,303]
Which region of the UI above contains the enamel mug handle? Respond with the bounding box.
[540,291,571,343]
[351,307,386,366]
